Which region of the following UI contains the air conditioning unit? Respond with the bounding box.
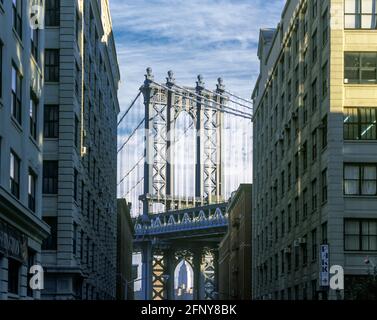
[81,146,87,155]
[284,247,292,254]
[83,130,87,138]
[294,239,300,247]
[291,111,298,119]
[284,123,291,130]
[276,133,284,142]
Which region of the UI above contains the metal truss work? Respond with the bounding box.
[117,68,253,300]
[141,68,226,214]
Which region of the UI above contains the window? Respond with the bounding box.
[288,163,292,190]
[45,0,60,26]
[302,141,308,171]
[295,197,299,226]
[31,24,39,62]
[8,258,20,295]
[312,0,318,18]
[42,217,58,250]
[345,52,377,84]
[30,94,38,140]
[43,161,58,194]
[311,280,318,300]
[45,49,59,82]
[344,163,377,195]
[312,129,317,162]
[294,245,300,270]
[73,223,77,255]
[312,179,318,212]
[344,107,377,140]
[322,9,329,46]
[321,116,328,148]
[281,211,285,237]
[81,181,85,211]
[322,222,328,244]
[28,169,37,212]
[75,116,80,148]
[44,105,59,138]
[345,0,377,29]
[322,62,328,98]
[312,229,318,261]
[345,219,377,251]
[10,151,20,199]
[0,40,3,98]
[294,152,299,181]
[11,64,22,124]
[74,169,78,201]
[12,0,22,39]
[76,10,80,45]
[312,30,318,63]
[321,169,328,203]
[27,249,35,297]
[288,204,292,232]
[311,79,317,113]
[302,236,308,266]
[303,188,308,220]
[303,94,308,125]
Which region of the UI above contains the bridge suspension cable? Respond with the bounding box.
[151,81,253,120]
[117,91,142,126]
[117,118,145,154]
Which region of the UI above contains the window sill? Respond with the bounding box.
[344,140,377,144]
[7,293,20,300]
[12,28,23,48]
[11,116,23,133]
[29,135,41,152]
[344,195,377,199]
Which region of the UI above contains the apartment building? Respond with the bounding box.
[219,184,252,300]
[0,0,50,299]
[252,0,377,300]
[41,0,120,299]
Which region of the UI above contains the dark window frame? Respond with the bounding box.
[344,219,377,251]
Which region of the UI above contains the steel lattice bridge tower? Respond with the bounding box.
[117,68,252,300]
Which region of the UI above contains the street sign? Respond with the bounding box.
[320,244,329,287]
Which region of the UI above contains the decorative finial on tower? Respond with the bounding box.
[166,70,175,86]
[217,77,225,93]
[144,67,154,84]
[196,74,205,90]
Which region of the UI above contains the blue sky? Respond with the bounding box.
[109,0,286,111]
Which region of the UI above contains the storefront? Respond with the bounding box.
[0,218,29,298]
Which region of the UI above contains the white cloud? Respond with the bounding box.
[110,0,285,108]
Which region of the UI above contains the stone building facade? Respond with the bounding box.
[252,0,377,300]
[219,184,252,300]
[41,0,120,300]
[0,0,50,300]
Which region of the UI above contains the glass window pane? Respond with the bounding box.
[360,124,376,139]
[362,181,377,194]
[345,69,359,82]
[345,15,357,28]
[345,235,360,250]
[363,166,377,179]
[345,53,360,68]
[345,0,359,13]
[369,222,377,235]
[345,165,360,179]
[362,0,374,13]
[361,53,377,67]
[346,220,360,234]
[369,236,377,250]
[361,69,377,82]
[362,235,369,249]
[362,14,374,27]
